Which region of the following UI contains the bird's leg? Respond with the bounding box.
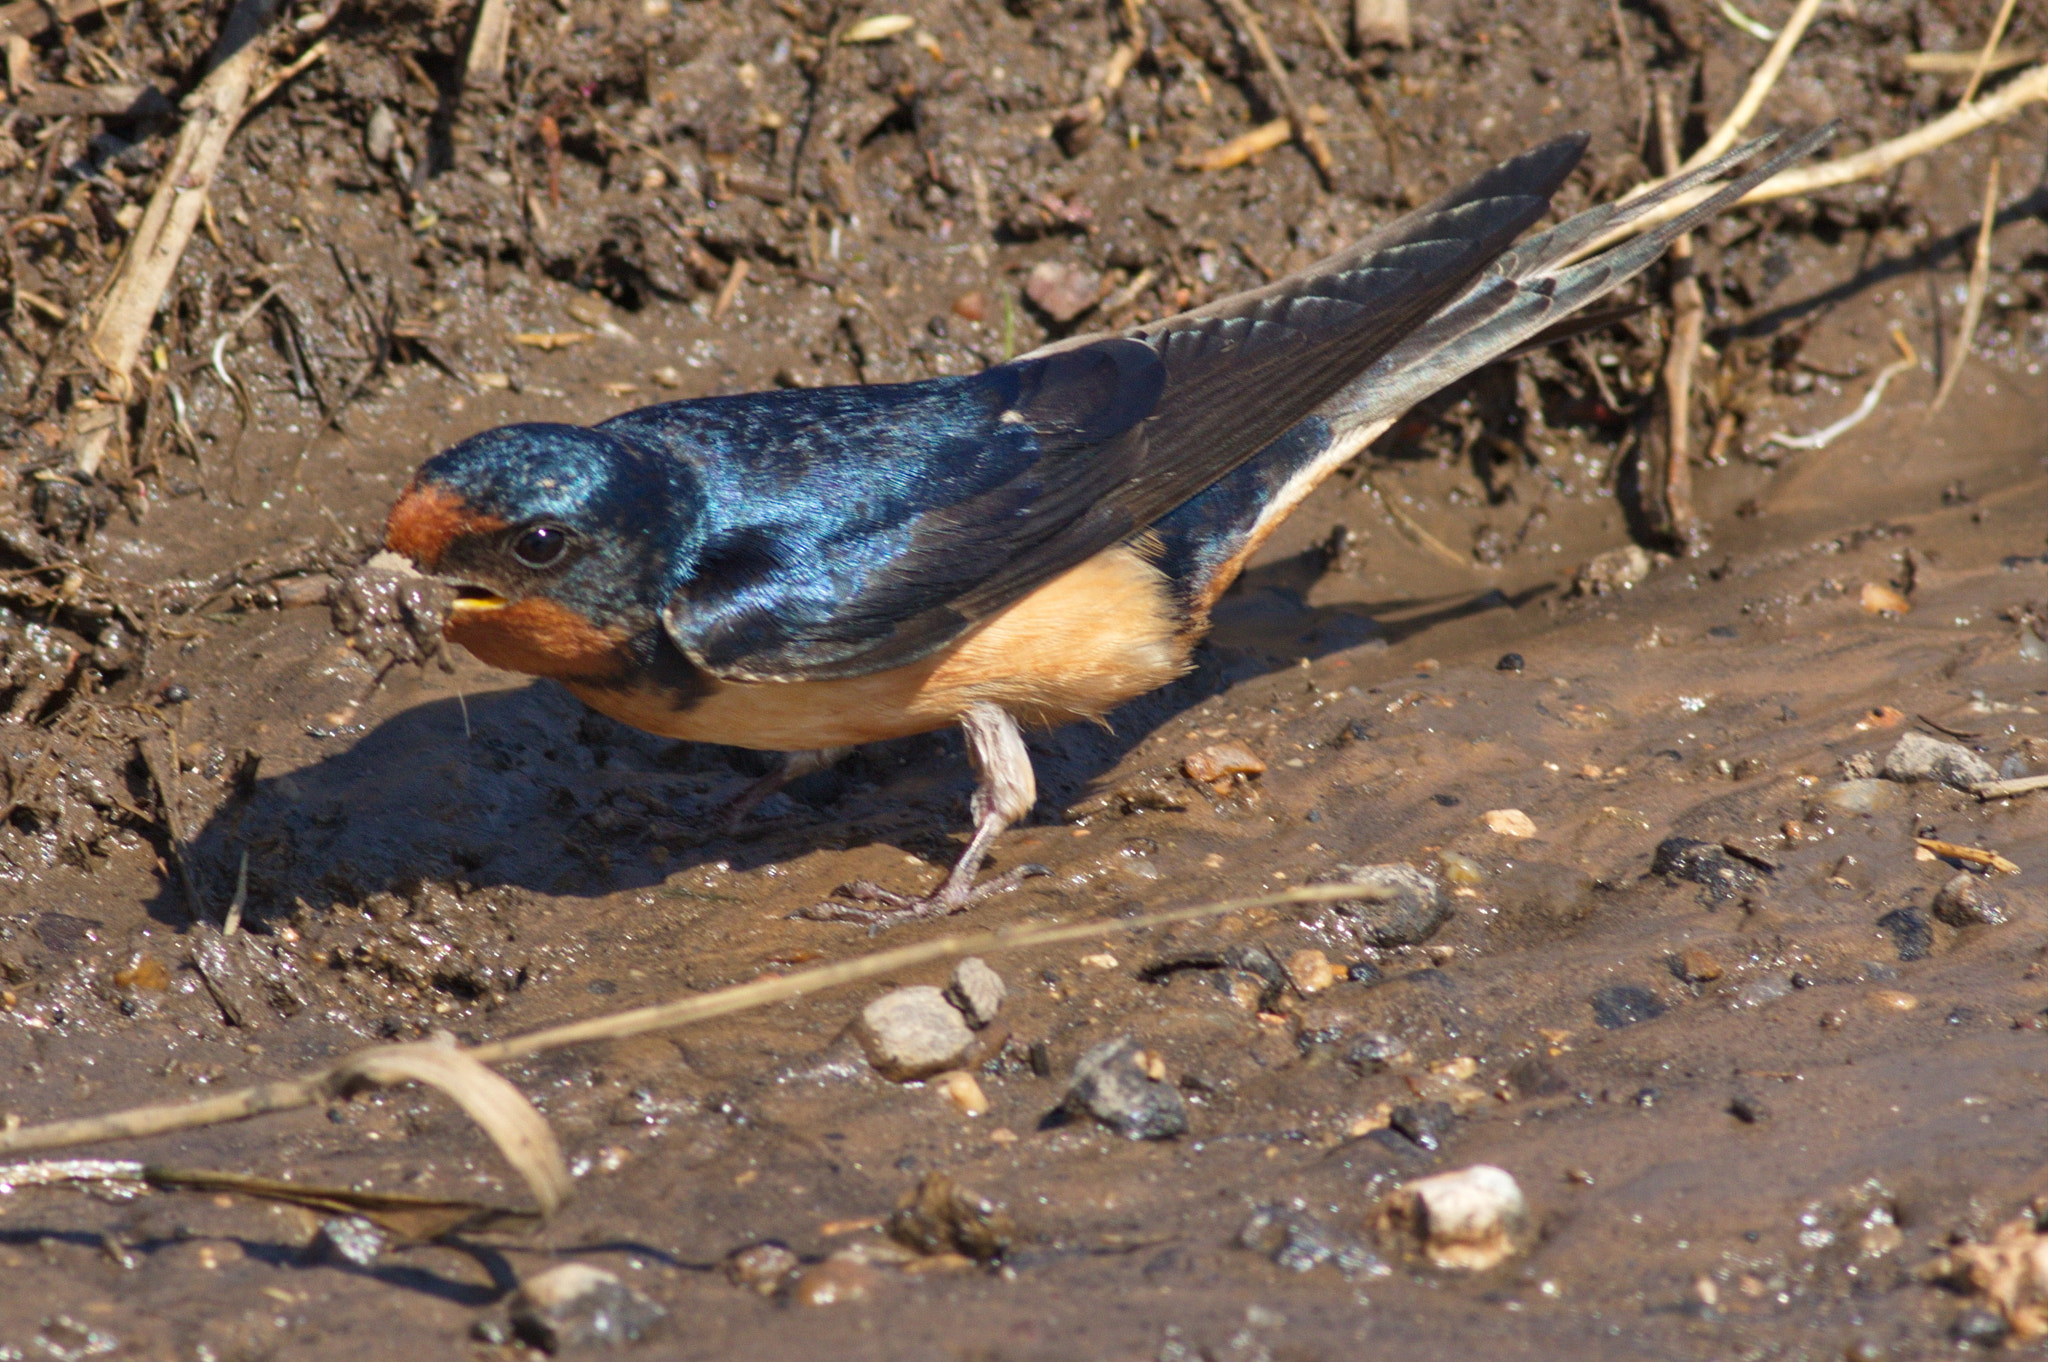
[718,747,849,834]
[802,703,1048,925]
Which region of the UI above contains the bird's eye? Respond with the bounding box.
[511,523,572,569]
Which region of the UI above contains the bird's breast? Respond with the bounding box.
[563,543,1194,751]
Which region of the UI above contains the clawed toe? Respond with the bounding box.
[792,863,1049,927]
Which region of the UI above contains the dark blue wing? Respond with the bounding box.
[629,135,1590,682]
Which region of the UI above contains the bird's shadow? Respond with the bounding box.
[155,554,1539,929]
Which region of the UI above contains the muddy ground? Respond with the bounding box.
[4,0,2048,1356]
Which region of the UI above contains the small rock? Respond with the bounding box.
[1437,851,1485,886]
[1876,905,1934,961]
[855,986,976,1081]
[1953,1307,2012,1346]
[789,1255,879,1307]
[1882,731,1999,790]
[1572,544,1657,595]
[1380,1165,1528,1271]
[1651,837,1761,905]
[1495,652,1524,673]
[1183,741,1265,787]
[1860,581,1912,615]
[1238,1204,1383,1274]
[364,104,398,165]
[1816,779,1902,815]
[1482,808,1537,838]
[1063,1035,1189,1139]
[1670,948,1724,983]
[1867,989,1919,1011]
[305,1215,386,1267]
[1023,259,1102,323]
[936,1070,989,1116]
[1312,863,1451,946]
[888,1172,1014,1261]
[509,1263,665,1353]
[1389,1100,1455,1152]
[1344,1031,1412,1072]
[726,1242,800,1295]
[1727,1093,1769,1124]
[565,293,611,327]
[1590,984,1667,1029]
[1932,872,2012,927]
[944,957,1006,1028]
[1285,948,1336,995]
[1840,751,1879,780]
[951,291,988,323]
[651,365,685,388]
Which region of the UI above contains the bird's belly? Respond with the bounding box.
[565,544,1192,752]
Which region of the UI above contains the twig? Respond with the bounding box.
[1585,62,2048,256]
[1962,0,2021,107]
[1177,115,1293,171]
[1929,151,1999,415]
[710,256,750,321]
[1651,81,1706,553]
[463,0,510,89]
[72,0,293,476]
[0,885,1357,1156]
[1974,773,2048,800]
[1914,836,2019,874]
[1675,0,1826,177]
[1763,326,1916,450]
[1363,475,1471,570]
[1215,0,1335,185]
[1906,47,2036,76]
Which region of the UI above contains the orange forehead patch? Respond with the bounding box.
[446,597,631,682]
[384,483,506,570]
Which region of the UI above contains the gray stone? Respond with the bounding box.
[855,986,977,1081]
[944,957,1006,1029]
[1882,731,1998,790]
[509,1263,664,1352]
[1816,779,1902,815]
[1489,861,1596,929]
[1065,1036,1188,1139]
[1314,863,1451,946]
[1931,872,2012,927]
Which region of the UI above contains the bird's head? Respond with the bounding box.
[384,422,703,681]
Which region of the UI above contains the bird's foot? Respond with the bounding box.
[795,864,1049,927]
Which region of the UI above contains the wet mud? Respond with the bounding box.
[4,0,2048,1356]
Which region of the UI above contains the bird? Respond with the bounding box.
[385,127,1827,925]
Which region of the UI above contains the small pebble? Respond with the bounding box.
[1672,948,1724,983]
[887,1172,1013,1261]
[1952,1308,2011,1346]
[1482,808,1537,838]
[509,1263,665,1353]
[1881,731,1999,790]
[1078,951,1119,970]
[936,1070,989,1116]
[1064,1035,1189,1139]
[1876,906,1934,962]
[1285,948,1336,995]
[790,1256,879,1307]
[726,1242,800,1295]
[1589,984,1667,1030]
[1495,652,1524,673]
[1183,741,1265,786]
[951,291,988,323]
[1437,851,1484,887]
[855,986,976,1081]
[1381,1165,1528,1271]
[1023,259,1102,323]
[364,104,397,165]
[944,957,1006,1028]
[651,365,684,388]
[1313,863,1451,946]
[1816,779,1901,815]
[1867,990,1919,1011]
[564,293,611,327]
[1727,1093,1769,1124]
[1931,872,2011,928]
[1859,581,1912,615]
[305,1215,385,1267]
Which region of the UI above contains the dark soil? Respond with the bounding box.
[4,0,2048,1356]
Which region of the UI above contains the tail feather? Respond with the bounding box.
[1156,124,1835,620]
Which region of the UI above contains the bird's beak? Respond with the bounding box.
[449,586,510,614]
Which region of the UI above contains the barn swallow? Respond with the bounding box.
[386,128,1828,924]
